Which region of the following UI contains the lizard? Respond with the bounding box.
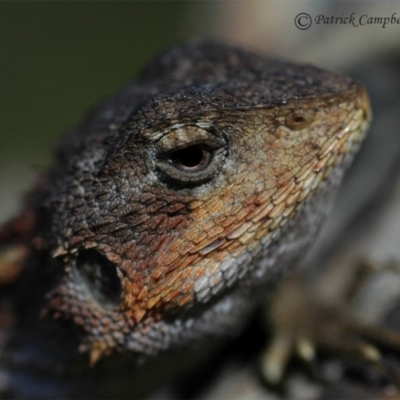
[0,39,370,398]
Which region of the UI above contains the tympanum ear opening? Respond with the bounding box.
[75,250,122,307]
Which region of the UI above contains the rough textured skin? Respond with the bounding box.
[0,40,370,395]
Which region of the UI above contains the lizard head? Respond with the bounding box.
[44,40,371,361]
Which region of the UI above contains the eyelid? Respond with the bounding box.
[156,126,222,153]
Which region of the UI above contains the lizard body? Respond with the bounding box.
[0,40,370,397]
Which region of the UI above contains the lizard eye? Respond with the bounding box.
[155,125,227,187]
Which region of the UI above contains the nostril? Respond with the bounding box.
[75,249,122,306]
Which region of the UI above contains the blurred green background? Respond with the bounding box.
[1,2,191,163]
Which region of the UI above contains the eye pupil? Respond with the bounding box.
[171,145,209,170]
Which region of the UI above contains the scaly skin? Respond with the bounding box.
[0,40,370,397]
